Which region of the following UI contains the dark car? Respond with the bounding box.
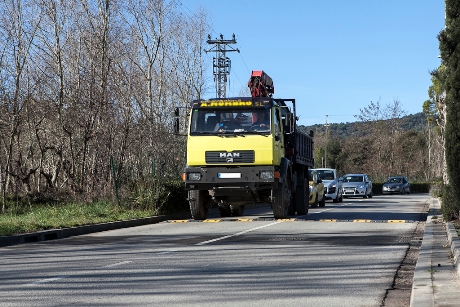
[382,176,411,195]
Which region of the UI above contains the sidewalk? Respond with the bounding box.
[410,198,460,307]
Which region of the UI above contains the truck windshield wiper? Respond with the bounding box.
[217,132,245,137]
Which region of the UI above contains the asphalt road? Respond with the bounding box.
[0,194,430,307]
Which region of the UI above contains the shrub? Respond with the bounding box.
[410,182,431,193]
[126,177,188,215]
[372,183,383,195]
[441,183,460,220]
[372,181,431,195]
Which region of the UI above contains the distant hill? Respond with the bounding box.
[298,112,427,139]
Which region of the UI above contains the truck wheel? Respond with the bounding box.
[219,205,231,217]
[288,200,295,216]
[230,204,244,217]
[319,194,326,207]
[272,179,291,219]
[310,194,318,208]
[189,190,208,220]
[295,179,308,215]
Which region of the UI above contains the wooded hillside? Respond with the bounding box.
[299,105,442,183]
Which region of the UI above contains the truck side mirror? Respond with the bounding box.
[284,113,294,134]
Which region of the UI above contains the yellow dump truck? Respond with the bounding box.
[177,71,314,219]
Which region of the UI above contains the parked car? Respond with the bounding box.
[308,169,325,207]
[312,168,343,203]
[382,176,411,195]
[342,173,373,198]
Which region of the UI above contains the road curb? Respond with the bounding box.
[410,199,436,307]
[0,202,270,248]
[410,198,460,307]
[0,211,192,248]
[446,221,460,277]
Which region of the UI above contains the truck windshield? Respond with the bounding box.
[190,108,271,135]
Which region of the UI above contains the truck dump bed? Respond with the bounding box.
[293,130,314,167]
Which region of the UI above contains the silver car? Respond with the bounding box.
[382,176,411,195]
[312,168,343,203]
[342,174,373,198]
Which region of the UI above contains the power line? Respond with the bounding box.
[205,33,240,98]
[177,2,251,97]
[324,115,330,168]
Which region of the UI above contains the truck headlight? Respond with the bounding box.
[259,170,274,180]
[188,172,201,181]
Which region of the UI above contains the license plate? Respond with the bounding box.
[218,173,241,179]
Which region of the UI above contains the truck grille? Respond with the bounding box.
[205,151,255,163]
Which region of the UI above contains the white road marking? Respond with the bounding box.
[308,202,351,214]
[156,250,178,255]
[102,261,132,268]
[196,221,282,246]
[26,276,67,286]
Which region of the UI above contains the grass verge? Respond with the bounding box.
[0,202,155,237]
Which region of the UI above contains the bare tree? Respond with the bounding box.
[0,0,42,206]
[423,68,447,183]
[355,98,407,179]
[0,0,211,205]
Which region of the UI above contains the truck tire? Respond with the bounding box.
[219,205,231,217]
[230,204,244,217]
[272,179,291,219]
[288,198,295,215]
[295,178,308,215]
[189,190,208,220]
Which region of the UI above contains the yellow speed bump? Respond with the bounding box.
[170,220,189,223]
[203,219,221,223]
[388,220,406,223]
[277,218,296,222]
[353,219,371,223]
[237,218,254,222]
[320,219,337,222]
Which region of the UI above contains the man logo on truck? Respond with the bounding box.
[220,152,240,163]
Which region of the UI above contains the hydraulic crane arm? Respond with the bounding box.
[248,70,274,97]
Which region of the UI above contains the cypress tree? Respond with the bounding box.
[438,0,460,218]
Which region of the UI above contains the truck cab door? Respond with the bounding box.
[274,108,284,163]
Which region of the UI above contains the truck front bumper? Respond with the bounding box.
[184,166,278,191]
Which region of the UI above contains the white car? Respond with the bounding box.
[312,168,343,203]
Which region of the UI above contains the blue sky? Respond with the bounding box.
[178,1,445,126]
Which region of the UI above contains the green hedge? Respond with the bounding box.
[372,182,431,195]
[126,178,189,215]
